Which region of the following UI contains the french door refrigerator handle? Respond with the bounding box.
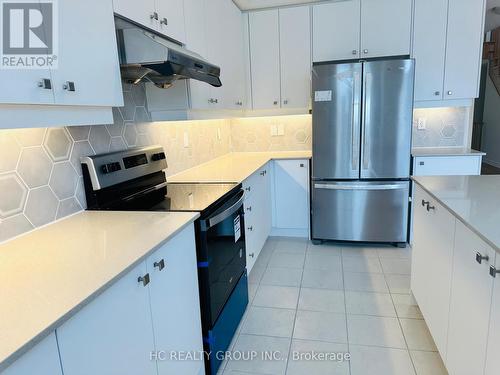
[314,183,407,191]
[361,71,372,171]
[352,71,361,171]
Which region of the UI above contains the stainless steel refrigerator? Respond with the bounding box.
[311,58,415,245]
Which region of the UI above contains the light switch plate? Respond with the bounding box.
[417,118,427,131]
[277,124,285,136]
[271,125,278,136]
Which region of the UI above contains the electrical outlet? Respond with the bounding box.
[271,125,278,136]
[277,124,285,136]
[417,118,427,131]
[183,131,189,147]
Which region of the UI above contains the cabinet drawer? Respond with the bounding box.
[413,156,481,176]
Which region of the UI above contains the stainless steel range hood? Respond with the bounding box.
[115,17,221,89]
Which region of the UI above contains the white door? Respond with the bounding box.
[411,187,455,358]
[2,333,62,375]
[280,6,311,109]
[273,160,309,230]
[147,226,204,375]
[113,0,157,31]
[184,0,211,110]
[312,1,361,62]
[249,10,281,110]
[156,0,186,43]
[446,221,494,375]
[360,0,412,58]
[57,261,157,375]
[0,1,55,105]
[485,253,500,375]
[52,0,123,106]
[412,0,448,101]
[443,0,486,99]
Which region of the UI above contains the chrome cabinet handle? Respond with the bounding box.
[154,259,165,271]
[63,81,76,92]
[273,100,278,105]
[283,99,289,105]
[421,199,429,207]
[426,204,435,212]
[245,186,251,192]
[247,226,253,231]
[363,49,369,54]
[160,17,168,25]
[208,98,219,104]
[447,91,453,96]
[434,91,441,96]
[352,50,358,55]
[150,12,159,20]
[476,252,489,264]
[300,163,305,168]
[490,266,500,278]
[246,206,252,212]
[260,171,266,176]
[249,253,255,258]
[38,78,52,90]
[138,273,150,286]
[236,101,243,106]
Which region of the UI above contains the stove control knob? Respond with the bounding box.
[151,152,166,161]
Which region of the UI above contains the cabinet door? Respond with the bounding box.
[360,0,412,58]
[2,333,62,375]
[147,226,204,375]
[257,164,272,246]
[411,186,455,357]
[52,0,123,106]
[113,0,157,30]
[413,0,448,101]
[443,0,486,99]
[485,254,500,375]
[273,160,310,230]
[57,262,156,375]
[280,6,311,109]
[249,10,281,110]
[0,0,54,105]
[446,221,494,375]
[156,0,186,43]
[312,1,360,62]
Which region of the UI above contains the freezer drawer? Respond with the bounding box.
[311,181,409,243]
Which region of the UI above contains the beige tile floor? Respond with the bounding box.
[218,237,448,375]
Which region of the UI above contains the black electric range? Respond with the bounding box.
[81,146,248,375]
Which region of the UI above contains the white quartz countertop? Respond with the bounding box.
[411,147,486,157]
[413,175,500,251]
[0,210,199,370]
[169,151,312,183]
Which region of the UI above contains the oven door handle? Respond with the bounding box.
[205,190,245,229]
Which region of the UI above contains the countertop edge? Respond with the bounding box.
[412,177,499,252]
[411,148,486,157]
[0,211,200,372]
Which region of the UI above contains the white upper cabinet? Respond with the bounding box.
[2,333,62,375]
[313,1,361,62]
[249,10,281,110]
[413,0,448,101]
[114,0,186,43]
[443,0,486,100]
[156,0,186,43]
[413,0,486,102]
[53,0,122,106]
[279,6,311,109]
[360,0,412,58]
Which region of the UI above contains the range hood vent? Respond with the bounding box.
[116,18,222,89]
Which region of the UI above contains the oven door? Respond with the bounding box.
[198,189,246,327]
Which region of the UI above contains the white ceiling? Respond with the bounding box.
[486,0,500,31]
[232,0,320,11]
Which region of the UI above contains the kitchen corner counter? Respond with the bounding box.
[168,151,312,183]
[412,175,500,251]
[411,147,486,157]
[0,210,199,370]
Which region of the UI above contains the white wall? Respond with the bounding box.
[482,74,500,167]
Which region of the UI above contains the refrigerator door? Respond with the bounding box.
[360,59,415,179]
[312,62,362,180]
[311,181,409,243]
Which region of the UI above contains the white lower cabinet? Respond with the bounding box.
[243,163,271,273]
[147,226,204,375]
[56,225,203,375]
[446,221,494,375]
[413,155,483,176]
[272,159,310,234]
[485,255,500,375]
[2,333,62,375]
[411,186,455,357]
